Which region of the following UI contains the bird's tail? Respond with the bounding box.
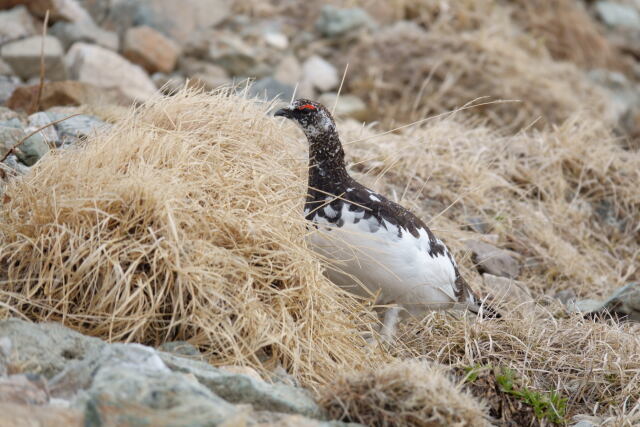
[457,276,502,319]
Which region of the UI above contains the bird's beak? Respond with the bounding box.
[274,107,292,118]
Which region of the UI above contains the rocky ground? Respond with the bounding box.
[0,0,639,426]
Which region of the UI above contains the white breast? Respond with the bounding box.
[306,202,460,315]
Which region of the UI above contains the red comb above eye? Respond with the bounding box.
[298,104,317,110]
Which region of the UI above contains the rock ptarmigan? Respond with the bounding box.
[275,99,499,338]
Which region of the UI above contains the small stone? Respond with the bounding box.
[0,5,37,45]
[44,111,109,145]
[0,123,50,166]
[464,240,521,279]
[0,75,19,105]
[248,77,294,102]
[104,0,231,44]
[302,56,338,92]
[65,42,157,102]
[50,20,119,51]
[555,289,577,305]
[274,55,302,87]
[0,125,24,159]
[27,111,59,146]
[208,34,260,77]
[595,2,640,30]
[23,0,93,23]
[151,72,187,94]
[123,26,181,74]
[0,35,67,81]
[264,32,288,49]
[7,81,129,113]
[464,216,491,234]
[482,273,534,306]
[317,93,368,121]
[315,5,374,38]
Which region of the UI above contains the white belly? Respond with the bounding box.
[307,204,459,315]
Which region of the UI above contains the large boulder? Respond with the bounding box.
[0,35,67,81]
[65,42,157,102]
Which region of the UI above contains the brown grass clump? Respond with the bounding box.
[0,89,386,387]
[319,360,489,427]
[397,310,640,423]
[511,0,626,71]
[340,21,612,131]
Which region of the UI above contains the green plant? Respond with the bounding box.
[496,367,567,424]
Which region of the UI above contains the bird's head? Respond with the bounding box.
[275,99,336,139]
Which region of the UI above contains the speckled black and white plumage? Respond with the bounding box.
[275,99,498,333]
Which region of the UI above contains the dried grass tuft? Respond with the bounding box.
[318,360,489,427]
[0,88,387,387]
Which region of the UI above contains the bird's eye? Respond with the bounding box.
[297,104,317,111]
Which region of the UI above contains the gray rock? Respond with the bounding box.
[65,42,157,102]
[160,352,323,418]
[157,340,202,357]
[0,58,13,76]
[0,35,67,81]
[274,55,302,87]
[0,75,19,105]
[465,216,491,234]
[44,111,109,145]
[302,56,338,93]
[571,283,640,321]
[464,240,521,279]
[318,93,368,120]
[0,5,37,45]
[315,5,374,38]
[248,77,294,102]
[0,374,50,405]
[27,111,60,147]
[0,106,20,122]
[15,130,49,166]
[595,2,640,30]
[207,34,260,77]
[50,20,119,51]
[0,319,106,379]
[587,69,640,124]
[178,58,229,90]
[482,273,534,307]
[24,0,94,23]
[105,0,230,44]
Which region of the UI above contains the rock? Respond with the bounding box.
[595,2,640,30]
[218,365,265,383]
[0,402,83,427]
[317,93,368,120]
[0,125,25,161]
[160,352,323,418]
[0,319,106,379]
[0,58,12,75]
[587,69,640,124]
[179,58,229,90]
[6,126,49,166]
[315,5,374,38]
[0,374,49,405]
[50,20,119,51]
[151,72,187,94]
[555,289,577,305]
[0,106,20,122]
[0,36,67,81]
[0,6,37,45]
[464,240,521,279]
[482,273,534,307]
[207,34,261,77]
[123,26,180,74]
[27,111,59,146]
[24,0,93,23]
[44,111,109,145]
[248,77,295,102]
[105,0,231,44]
[264,32,289,50]
[302,56,338,93]
[157,340,201,357]
[7,81,128,113]
[0,75,19,105]
[65,43,157,102]
[571,282,640,321]
[274,55,302,87]
[464,216,491,234]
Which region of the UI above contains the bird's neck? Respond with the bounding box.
[307,133,350,195]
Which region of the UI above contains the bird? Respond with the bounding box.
[275,99,499,339]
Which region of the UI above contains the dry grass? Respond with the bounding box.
[339,20,612,131]
[0,89,389,387]
[318,360,489,427]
